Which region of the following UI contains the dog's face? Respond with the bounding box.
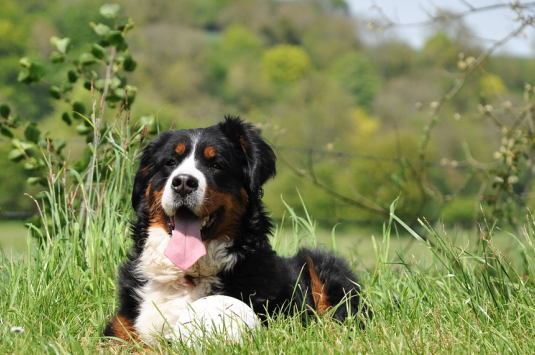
[131,117,276,269]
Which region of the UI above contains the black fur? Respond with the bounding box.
[104,117,369,340]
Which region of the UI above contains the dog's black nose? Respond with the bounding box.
[171,174,199,197]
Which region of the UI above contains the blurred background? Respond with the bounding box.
[2,0,535,255]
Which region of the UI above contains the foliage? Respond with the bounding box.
[0,4,144,240]
[420,30,463,70]
[262,44,312,84]
[220,24,264,58]
[479,73,507,98]
[330,52,381,108]
[0,4,137,188]
[2,0,535,229]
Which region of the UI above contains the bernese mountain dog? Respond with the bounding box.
[104,116,369,342]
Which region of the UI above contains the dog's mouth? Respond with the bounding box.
[200,209,220,239]
[168,207,221,241]
[164,207,222,270]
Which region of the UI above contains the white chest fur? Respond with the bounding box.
[134,227,237,342]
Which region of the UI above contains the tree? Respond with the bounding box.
[263,44,312,83]
[330,52,381,109]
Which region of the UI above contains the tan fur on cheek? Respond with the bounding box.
[148,188,167,231]
[203,187,247,240]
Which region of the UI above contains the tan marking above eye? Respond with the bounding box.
[175,143,186,155]
[204,146,216,159]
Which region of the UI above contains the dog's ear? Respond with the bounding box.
[131,143,155,210]
[219,116,276,194]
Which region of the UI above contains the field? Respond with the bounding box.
[2,208,534,354]
[2,216,517,269]
[1,123,535,354]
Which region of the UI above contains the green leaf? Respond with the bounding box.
[0,103,10,118]
[17,69,30,83]
[107,30,124,46]
[18,59,47,84]
[37,138,47,148]
[91,43,106,59]
[91,22,111,37]
[29,62,46,81]
[67,70,79,83]
[55,139,67,155]
[75,124,90,135]
[8,149,24,162]
[24,161,36,170]
[110,76,122,89]
[50,37,71,54]
[62,112,72,125]
[94,78,105,90]
[18,141,34,151]
[49,86,61,100]
[49,51,64,64]
[24,123,41,143]
[100,4,121,19]
[0,125,13,138]
[19,57,31,68]
[73,101,86,119]
[114,88,125,98]
[123,54,137,72]
[27,177,43,185]
[9,114,21,125]
[79,52,97,66]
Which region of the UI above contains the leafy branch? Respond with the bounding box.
[0,4,143,238]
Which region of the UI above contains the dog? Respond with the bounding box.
[104,116,368,342]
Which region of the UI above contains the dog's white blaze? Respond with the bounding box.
[161,146,207,216]
[134,227,238,342]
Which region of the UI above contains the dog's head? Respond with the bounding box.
[131,116,276,269]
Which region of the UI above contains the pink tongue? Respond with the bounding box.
[164,215,206,270]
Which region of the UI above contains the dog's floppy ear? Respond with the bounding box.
[219,116,276,194]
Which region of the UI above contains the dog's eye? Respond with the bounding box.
[166,159,176,167]
[211,163,222,170]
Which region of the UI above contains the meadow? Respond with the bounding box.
[1,171,535,354]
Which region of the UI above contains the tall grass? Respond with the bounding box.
[0,117,137,353]
[1,118,535,354]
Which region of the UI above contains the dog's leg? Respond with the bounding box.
[104,314,139,342]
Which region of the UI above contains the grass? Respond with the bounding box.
[2,121,535,354]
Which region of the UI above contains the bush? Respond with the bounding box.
[262,44,311,83]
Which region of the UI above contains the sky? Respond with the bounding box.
[347,0,535,57]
